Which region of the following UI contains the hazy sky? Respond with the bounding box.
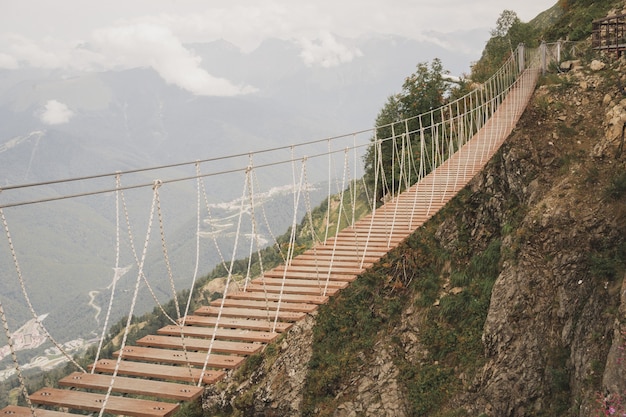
[0,0,556,96]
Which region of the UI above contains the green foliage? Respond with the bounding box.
[400,363,455,416]
[472,10,536,83]
[301,261,412,415]
[363,59,453,202]
[605,168,626,200]
[536,345,572,416]
[543,0,623,41]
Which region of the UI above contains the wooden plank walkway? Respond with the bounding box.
[0,68,539,417]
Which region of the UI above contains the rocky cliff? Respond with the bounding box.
[203,57,626,417]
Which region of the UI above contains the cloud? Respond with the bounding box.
[298,33,363,68]
[0,24,256,97]
[90,23,256,96]
[39,100,74,125]
[0,52,19,69]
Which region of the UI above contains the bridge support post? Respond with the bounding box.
[540,41,547,75]
[518,43,525,74]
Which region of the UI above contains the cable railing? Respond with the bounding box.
[0,41,556,417]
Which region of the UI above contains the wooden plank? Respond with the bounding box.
[263,270,357,281]
[301,248,386,257]
[182,314,293,332]
[0,405,76,417]
[227,291,328,304]
[240,283,339,296]
[90,359,225,384]
[334,226,409,235]
[137,335,263,355]
[271,264,363,274]
[30,388,179,417]
[158,325,280,343]
[252,277,349,289]
[115,346,245,369]
[288,259,374,270]
[291,254,380,265]
[324,237,402,246]
[205,299,317,313]
[59,372,203,401]
[195,305,306,321]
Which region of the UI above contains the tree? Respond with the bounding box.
[472,10,535,82]
[364,59,451,202]
[492,10,520,38]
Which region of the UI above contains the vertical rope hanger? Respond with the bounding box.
[273,158,307,332]
[92,173,123,373]
[118,180,177,326]
[324,139,332,244]
[198,168,249,386]
[301,159,325,292]
[0,295,33,414]
[97,179,162,417]
[241,159,272,323]
[322,149,349,296]
[181,162,204,321]
[155,183,181,320]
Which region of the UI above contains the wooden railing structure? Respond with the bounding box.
[593,12,626,58]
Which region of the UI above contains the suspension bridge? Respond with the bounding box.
[0,44,555,416]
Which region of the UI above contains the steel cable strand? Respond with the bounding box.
[197,170,249,386]
[0,127,376,196]
[0,299,34,415]
[91,173,123,373]
[97,179,161,417]
[1,46,539,211]
[273,159,307,332]
[0,208,87,373]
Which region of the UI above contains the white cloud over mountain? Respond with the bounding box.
[39,100,74,125]
[298,32,363,68]
[0,0,555,95]
[92,23,257,96]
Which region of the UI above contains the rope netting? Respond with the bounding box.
[0,42,554,413]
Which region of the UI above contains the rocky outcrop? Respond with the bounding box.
[459,56,626,416]
[202,57,626,417]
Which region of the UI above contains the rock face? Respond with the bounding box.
[458,56,626,416]
[203,315,316,416]
[203,59,626,417]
